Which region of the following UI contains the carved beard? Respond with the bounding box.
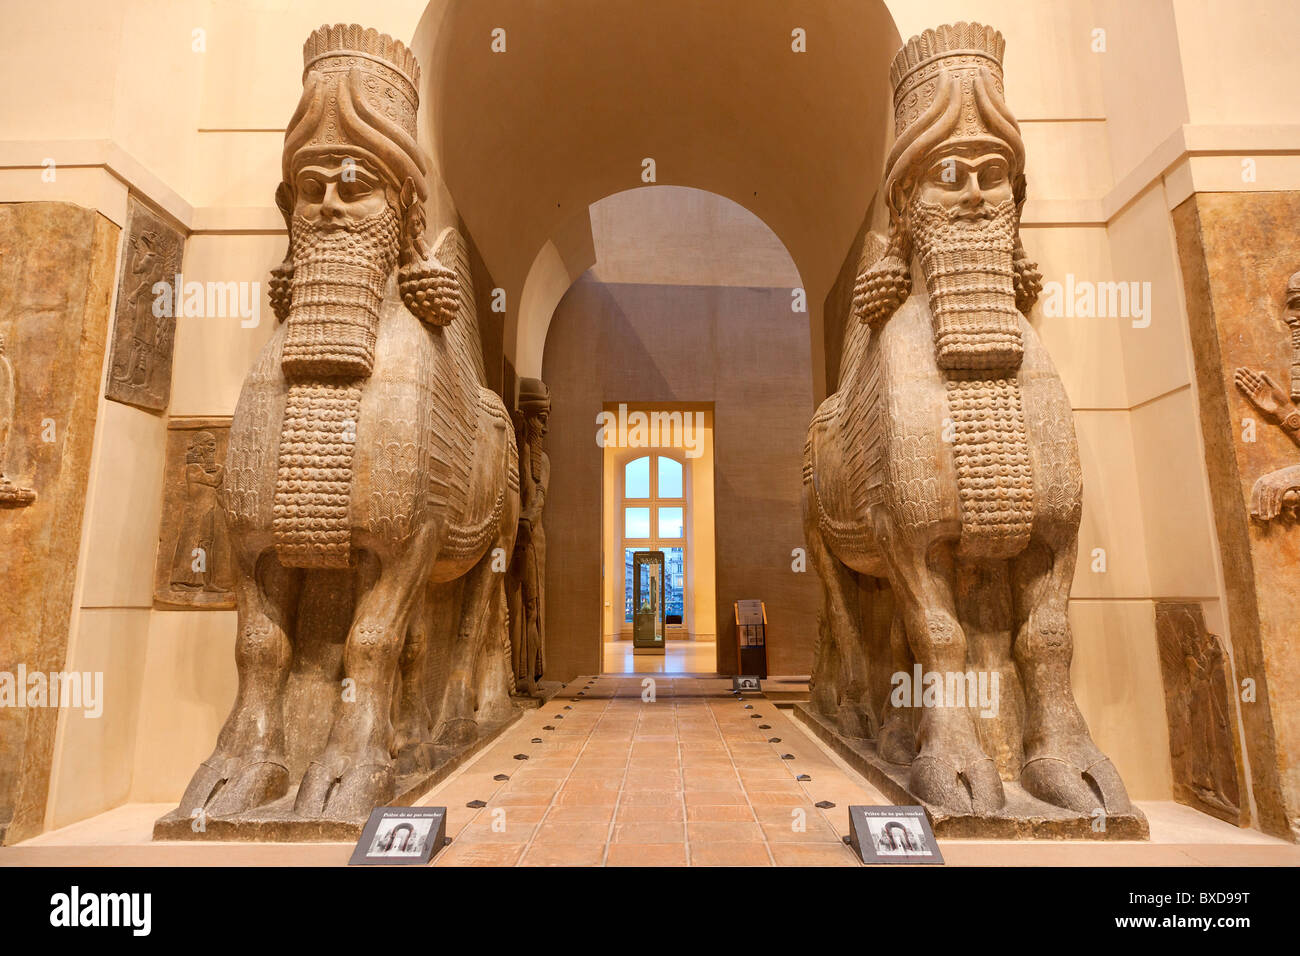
[525,415,547,479]
[281,206,401,380]
[909,196,1023,372]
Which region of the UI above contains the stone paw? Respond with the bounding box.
[180,754,289,817]
[1022,740,1132,815]
[294,754,395,819]
[910,752,1004,814]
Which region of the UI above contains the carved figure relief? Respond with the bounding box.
[154,420,235,608]
[163,24,519,829]
[1154,602,1246,825]
[1234,269,1300,521]
[803,23,1135,822]
[0,334,36,507]
[105,198,185,412]
[507,377,549,695]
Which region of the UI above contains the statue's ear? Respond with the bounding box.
[398,176,428,265]
[274,181,294,226]
[399,176,418,212]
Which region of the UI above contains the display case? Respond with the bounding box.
[632,550,666,650]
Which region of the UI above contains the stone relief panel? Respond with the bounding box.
[0,333,36,507]
[104,197,185,413]
[1154,602,1247,826]
[153,419,236,609]
[1234,270,1300,523]
[0,202,119,844]
[1175,190,1300,841]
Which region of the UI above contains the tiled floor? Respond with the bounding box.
[7,675,1299,866]
[601,639,717,674]
[427,675,869,866]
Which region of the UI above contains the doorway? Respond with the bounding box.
[601,404,717,673]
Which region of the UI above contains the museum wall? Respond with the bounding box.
[543,187,817,679]
[0,0,1297,837]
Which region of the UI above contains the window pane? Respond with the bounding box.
[624,507,650,538]
[664,547,685,623]
[624,456,650,498]
[658,506,683,538]
[657,456,683,498]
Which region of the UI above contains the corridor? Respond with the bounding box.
[427,676,872,866]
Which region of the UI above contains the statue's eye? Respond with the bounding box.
[929,161,966,187]
[339,179,373,201]
[980,163,1009,189]
[299,177,324,201]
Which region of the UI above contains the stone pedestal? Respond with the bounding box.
[793,703,1150,840]
[153,707,521,842]
[512,680,564,709]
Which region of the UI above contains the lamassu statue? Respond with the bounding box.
[169,25,519,827]
[803,23,1135,822]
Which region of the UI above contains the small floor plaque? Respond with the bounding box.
[732,675,761,692]
[848,805,944,865]
[348,806,448,866]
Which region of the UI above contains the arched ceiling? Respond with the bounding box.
[411,0,900,383]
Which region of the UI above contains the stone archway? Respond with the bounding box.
[409,0,902,399]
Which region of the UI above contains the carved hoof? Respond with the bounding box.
[295,757,395,820]
[910,753,1004,814]
[1022,753,1132,816]
[394,741,435,776]
[209,759,289,816]
[436,717,478,748]
[177,761,226,816]
[878,716,917,765]
[835,703,874,740]
[180,755,289,817]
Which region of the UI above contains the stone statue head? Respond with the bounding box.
[1286,269,1300,314]
[186,431,218,466]
[517,378,551,437]
[271,25,456,380]
[854,23,1042,371]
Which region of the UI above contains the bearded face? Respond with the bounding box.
[281,156,402,380]
[907,147,1023,372]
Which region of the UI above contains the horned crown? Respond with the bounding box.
[271,24,460,329]
[853,21,1040,329]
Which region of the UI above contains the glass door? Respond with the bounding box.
[621,454,687,636]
